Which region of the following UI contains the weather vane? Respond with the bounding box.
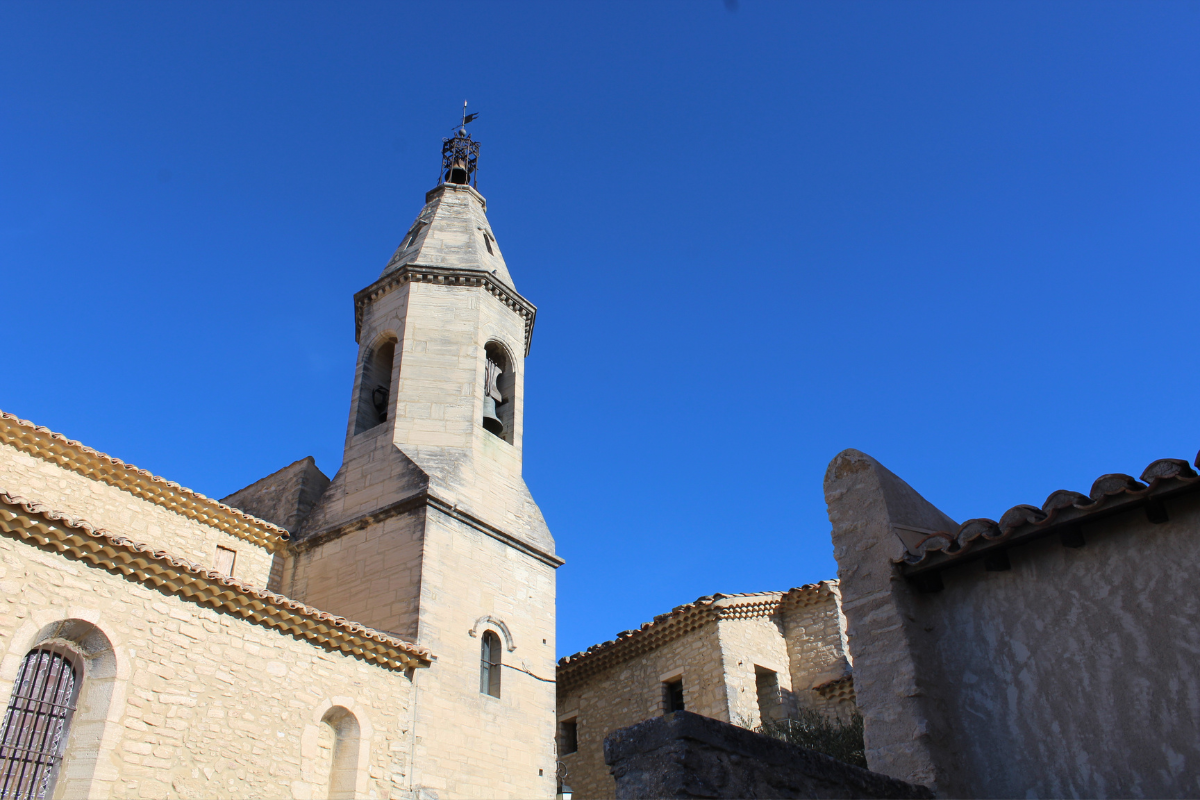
[441,101,481,187]
[455,100,479,136]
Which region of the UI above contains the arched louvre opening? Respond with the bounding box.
[353,337,397,435]
[480,631,502,698]
[482,342,515,444]
[0,648,79,800]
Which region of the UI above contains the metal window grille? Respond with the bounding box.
[0,649,78,800]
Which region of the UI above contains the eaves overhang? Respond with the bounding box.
[0,411,290,553]
[353,264,537,356]
[897,453,1200,587]
[556,582,837,691]
[0,489,433,671]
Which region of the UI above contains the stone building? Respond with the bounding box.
[555,582,856,799]
[824,447,1200,798]
[0,129,561,799]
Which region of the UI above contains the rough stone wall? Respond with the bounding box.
[825,449,1200,798]
[716,615,795,729]
[557,622,727,800]
[0,443,276,588]
[604,711,932,800]
[781,596,854,716]
[0,532,417,800]
[222,456,330,534]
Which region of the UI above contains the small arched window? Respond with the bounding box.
[0,647,80,800]
[317,707,361,800]
[481,342,515,444]
[354,336,397,435]
[480,631,502,698]
[482,231,494,255]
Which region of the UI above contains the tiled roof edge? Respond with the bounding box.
[556,582,838,688]
[897,451,1200,572]
[0,490,432,671]
[0,411,290,553]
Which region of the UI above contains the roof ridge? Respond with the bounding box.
[0,410,289,552]
[0,489,431,671]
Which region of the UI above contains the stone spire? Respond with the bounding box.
[379,182,516,290]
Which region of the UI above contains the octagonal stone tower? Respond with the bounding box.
[280,131,561,798]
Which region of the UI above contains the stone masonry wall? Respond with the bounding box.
[0,533,417,800]
[406,511,558,800]
[604,711,932,800]
[0,444,276,588]
[826,448,1200,798]
[557,622,727,800]
[716,616,795,729]
[222,456,330,534]
[284,507,428,642]
[781,596,854,716]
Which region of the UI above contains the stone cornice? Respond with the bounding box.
[293,488,564,569]
[0,490,432,672]
[0,411,290,553]
[354,265,537,356]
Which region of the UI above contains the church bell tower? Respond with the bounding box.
[281,120,560,798]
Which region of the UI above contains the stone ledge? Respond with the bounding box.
[604,711,933,800]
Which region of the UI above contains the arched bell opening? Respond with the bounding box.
[353,335,398,435]
[482,341,515,444]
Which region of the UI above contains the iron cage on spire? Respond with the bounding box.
[440,131,480,188]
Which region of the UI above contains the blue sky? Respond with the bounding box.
[2,2,1197,660]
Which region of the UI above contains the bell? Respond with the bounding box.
[445,157,470,185]
[482,396,505,436]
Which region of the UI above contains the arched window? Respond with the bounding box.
[0,647,79,800]
[317,707,361,800]
[354,336,397,435]
[480,631,502,698]
[481,342,515,444]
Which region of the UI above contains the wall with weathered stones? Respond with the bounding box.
[557,622,727,800]
[405,511,558,800]
[222,457,330,534]
[716,616,795,729]
[0,532,416,800]
[0,444,275,588]
[781,595,855,716]
[556,592,856,800]
[604,711,932,800]
[825,448,1200,799]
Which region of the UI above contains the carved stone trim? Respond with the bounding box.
[468,616,516,652]
[353,265,538,356]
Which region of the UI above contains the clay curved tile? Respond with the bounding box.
[1140,458,1198,485]
[0,491,430,665]
[1089,473,1147,501]
[1,411,289,550]
[999,504,1047,535]
[957,518,1002,547]
[1042,490,1091,513]
[557,582,834,671]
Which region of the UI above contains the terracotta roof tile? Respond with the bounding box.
[557,582,837,690]
[0,490,431,671]
[0,411,289,552]
[898,450,1200,572]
